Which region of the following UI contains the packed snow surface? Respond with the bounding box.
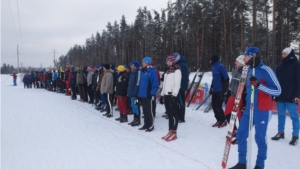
[1,74,299,169]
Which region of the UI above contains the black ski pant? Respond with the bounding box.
[82,84,88,102]
[71,85,77,99]
[141,98,154,129]
[152,100,156,117]
[126,97,132,111]
[177,90,186,121]
[77,84,83,100]
[52,80,57,91]
[164,95,179,131]
[105,93,113,115]
[87,85,94,103]
[212,92,225,122]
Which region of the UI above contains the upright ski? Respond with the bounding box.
[187,71,205,107]
[221,65,249,169]
[185,68,200,101]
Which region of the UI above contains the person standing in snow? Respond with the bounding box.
[127,61,141,126]
[87,66,95,104]
[161,54,182,141]
[101,64,114,118]
[271,47,299,145]
[138,56,159,132]
[210,55,229,128]
[52,68,58,92]
[173,53,189,123]
[11,71,17,86]
[224,55,246,123]
[115,65,129,123]
[229,46,281,169]
[96,65,106,111]
[70,67,77,100]
[76,67,84,102]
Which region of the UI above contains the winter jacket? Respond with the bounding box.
[101,69,114,94]
[87,68,95,86]
[97,69,105,89]
[275,49,300,103]
[211,61,229,93]
[76,70,83,85]
[116,72,129,96]
[176,55,189,92]
[71,68,77,86]
[138,66,159,99]
[244,61,281,113]
[229,67,243,97]
[11,73,17,79]
[93,70,99,88]
[42,73,47,82]
[161,64,182,97]
[127,69,141,97]
[52,71,58,81]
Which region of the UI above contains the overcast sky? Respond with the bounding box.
[1,0,173,68]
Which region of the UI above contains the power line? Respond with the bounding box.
[6,0,19,42]
[16,0,24,46]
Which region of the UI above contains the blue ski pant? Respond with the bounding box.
[276,102,299,137]
[101,93,106,106]
[130,97,140,116]
[237,110,271,168]
[13,79,17,86]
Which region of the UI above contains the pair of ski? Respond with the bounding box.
[186,68,206,107]
[221,65,250,169]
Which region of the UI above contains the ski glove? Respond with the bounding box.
[249,76,260,87]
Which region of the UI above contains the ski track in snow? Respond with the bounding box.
[1,74,299,169]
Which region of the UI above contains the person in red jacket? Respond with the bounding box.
[10,72,17,86]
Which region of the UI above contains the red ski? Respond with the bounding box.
[221,65,249,169]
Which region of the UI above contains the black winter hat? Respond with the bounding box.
[104,64,110,70]
[211,55,220,62]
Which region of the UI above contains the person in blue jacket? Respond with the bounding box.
[210,55,229,128]
[52,68,58,92]
[127,60,141,127]
[229,46,282,169]
[174,53,189,123]
[138,56,159,132]
[272,47,299,146]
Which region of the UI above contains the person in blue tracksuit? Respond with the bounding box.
[174,53,189,123]
[52,68,58,92]
[138,56,159,132]
[127,60,141,127]
[210,55,229,128]
[229,46,282,169]
[272,47,299,145]
[70,67,77,100]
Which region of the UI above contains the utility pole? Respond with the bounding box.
[17,45,20,73]
[54,49,56,69]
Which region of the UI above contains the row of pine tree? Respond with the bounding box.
[56,0,300,71]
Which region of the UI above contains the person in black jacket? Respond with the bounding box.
[115,65,129,122]
[70,67,77,100]
[272,47,300,145]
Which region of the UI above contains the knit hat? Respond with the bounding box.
[130,60,140,68]
[236,55,245,65]
[244,46,260,57]
[95,65,101,69]
[142,56,152,65]
[166,54,176,62]
[174,52,181,62]
[103,64,110,70]
[117,65,126,72]
[282,47,292,55]
[211,55,220,62]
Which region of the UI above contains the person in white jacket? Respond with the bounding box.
[161,54,182,142]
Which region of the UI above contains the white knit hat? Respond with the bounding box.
[282,47,292,55]
[236,55,245,65]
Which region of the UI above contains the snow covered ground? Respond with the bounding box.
[1,74,299,169]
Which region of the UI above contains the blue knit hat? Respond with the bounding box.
[142,56,152,65]
[244,46,260,57]
[130,60,140,68]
